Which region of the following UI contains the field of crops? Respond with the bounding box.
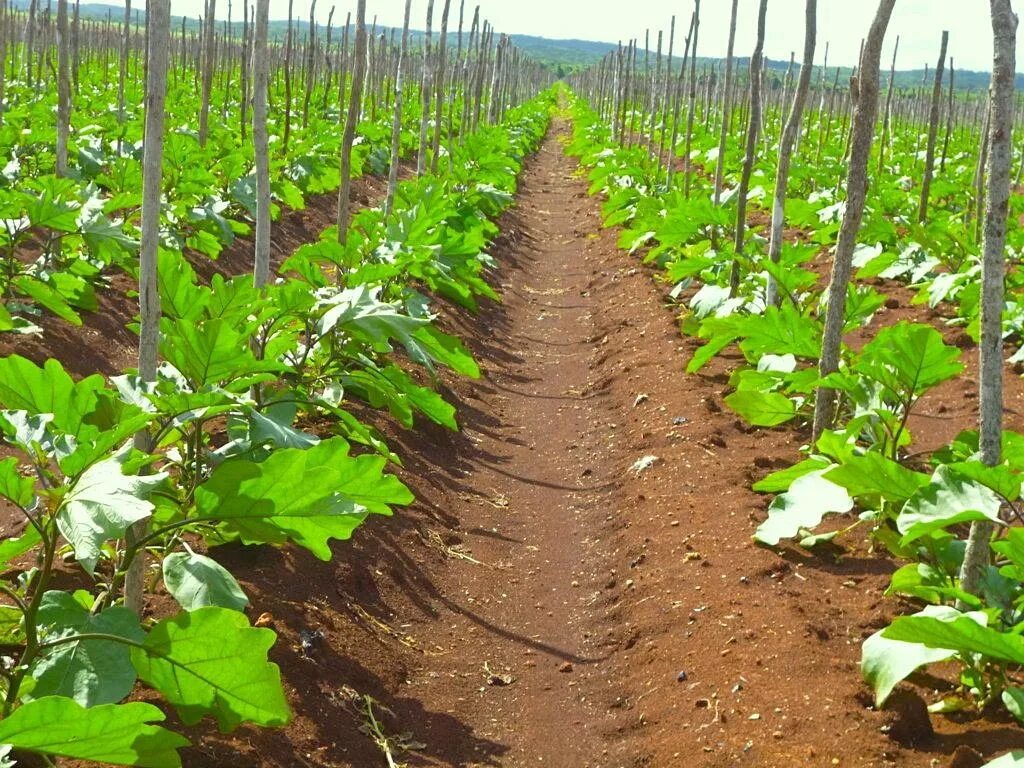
[0,0,1022,765]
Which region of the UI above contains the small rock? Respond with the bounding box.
[486,670,516,687]
[884,297,900,310]
[559,662,573,673]
[676,671,688,682]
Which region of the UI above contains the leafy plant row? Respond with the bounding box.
[0,88,555,767]
[565,91,1024,763]
[0,46,448,335]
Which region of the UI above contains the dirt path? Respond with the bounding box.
[381,119,624,767]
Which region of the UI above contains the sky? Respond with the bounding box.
[154,0,1016,73]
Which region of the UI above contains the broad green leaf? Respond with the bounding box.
[0,356,103,436]
[56,448,168,573]
[381,364,457,429]
[825,452,930,504]
[245,406,319,450]
[854,322,963,399]
[131,606,291,732]
[163,550,248,612]
[317,284,426,340]
[897,465,1003,543]
[195,438,412,559]
[885,562,979,606]
[0,527,41,572]
[13,277,82,326]
[0,696,187,767]
[409,325,481,378]
[862,629,957,707]
[752,457,831,493]
[157,249,209,321]
[30,591,144,706]
[883,612,1024,664]
[994,528,1024,577]
[724,390,796,427]
[946,460,1021,502]
[754,472,853,546]
[0,456,35,507]
[737,304,822,361]
[160,318,279,388]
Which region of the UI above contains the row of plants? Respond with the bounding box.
[0,45,454,335]
[0,87,554,767]
[565,92,1024,766]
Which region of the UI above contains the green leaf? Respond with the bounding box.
[82,213,139,262]
[161,317,279,388]
[854,322,963,399]
[994,528,1024,576]
[131,606,291,732]
[56,448,168,573]
[195,438,412,560]
[245,405,319,450]
[0,356,103,436]
[0,696,187,767]
[13,277,82,325]
[883,612,1024,664]
[163,550,248,612]
[724,390,796,427]
[897,466,1003,543]
[981,753,1024,768]
[157,249,209,321]
[0,456,35,507]
[686,332,737,374]
[409,325,480,378]
[1002,688,1024,725]
[754,472,853,546]
[862,611,960,707]
[736,304,822,361]
[30,591,144,706]
[0,527,41,572]
[752,457,830,493]
[381,364,457,429]
[885,562,979,606]
[946,460,1021,502]
[825,452,930,504]
[0,605,22,645]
